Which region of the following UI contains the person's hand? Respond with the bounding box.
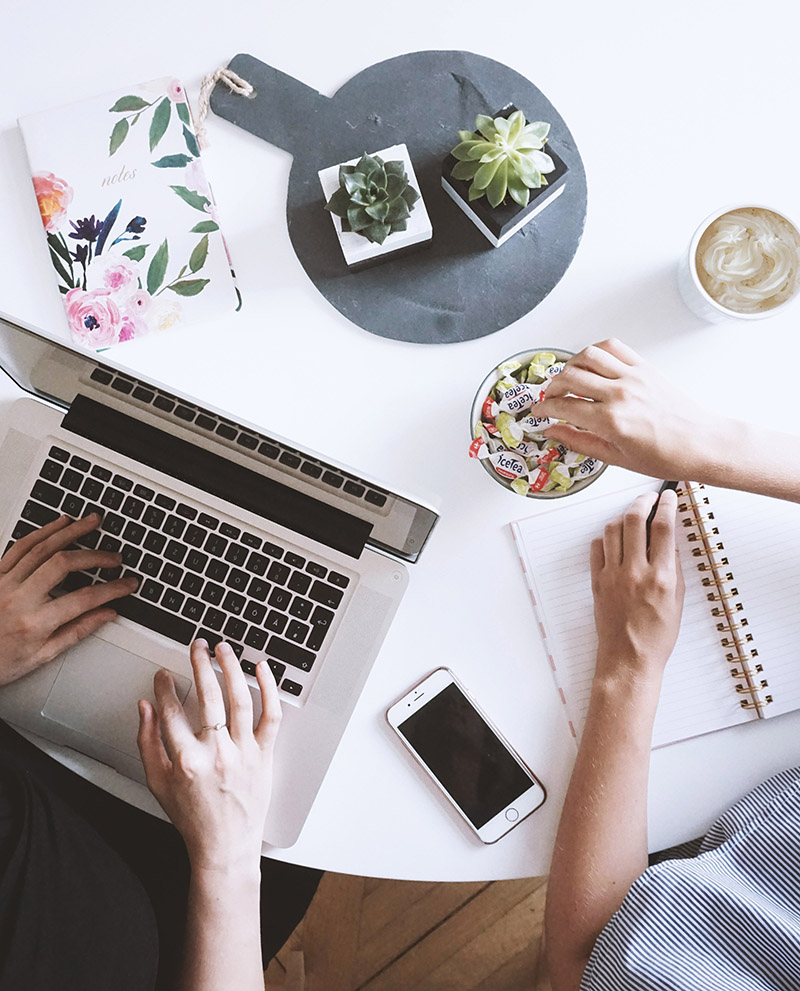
[137,640,282,874]
[591,489,685,685]
[536,338,726,480]
[0,512,137,686]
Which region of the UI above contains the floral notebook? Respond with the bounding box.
[19,77,240,350]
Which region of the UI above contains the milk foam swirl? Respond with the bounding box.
[696,208,800,313]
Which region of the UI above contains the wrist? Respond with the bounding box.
[684,414,738,484]
[592,653,664,698]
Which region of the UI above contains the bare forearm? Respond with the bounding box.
[689,417,800,503]
[545,671,661,991]
[180,866,264,991]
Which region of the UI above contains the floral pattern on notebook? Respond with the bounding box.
[22,77,240,350]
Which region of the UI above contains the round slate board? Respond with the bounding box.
[211,51,587,345]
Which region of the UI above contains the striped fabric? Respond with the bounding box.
[581,767,800,990]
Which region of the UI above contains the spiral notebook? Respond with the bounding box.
[511,480,800,748]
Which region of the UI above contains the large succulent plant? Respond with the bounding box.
[449,111,555,209]
[325,152,420,245]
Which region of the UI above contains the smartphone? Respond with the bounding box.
[386,668,546,843]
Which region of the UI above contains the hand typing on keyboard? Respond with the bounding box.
[0,512,138,686]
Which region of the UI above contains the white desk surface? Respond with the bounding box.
[1,0,800,882]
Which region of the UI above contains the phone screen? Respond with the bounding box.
[397,682,534,828]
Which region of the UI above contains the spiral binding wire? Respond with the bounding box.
[681,482,771,714]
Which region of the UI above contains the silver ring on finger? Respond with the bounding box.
[201,722,226,732]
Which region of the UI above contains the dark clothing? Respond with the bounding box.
[0,720,321,990]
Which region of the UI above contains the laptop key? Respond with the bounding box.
[300,461,322,479]
[100,488,123,511]
[76,529,100,550]
[121,545,142,567]
[40,460,63,483]
[62,494,85,518]
[282,679,303,696]
[305,562,327,579]
[155,493,176,510]
[49,446,69,462]
[114,594,195,646]
[91,465,112,481]
[144,531,167,554]
[204,608,226,631]
[285,553,305,569]
[258,442,279,459]
[288,572,311,595]
[80,478,103,501]
[12,520,36,540]
[162,589,184,612]
[185,550,209,573]
[201,582,225,606]
[265,611,288,635]
[344,481,365,498]
[163,515,186,538]
[198,628,223,650]
[247,578,270,602]
[180,572,203,596]
[220,523,240,539]
[104,513,125,536]
[197,513,218,529]
[241,532,260,548]
[267,562,290,585]
[227,642,244,659]
[61,469,83,492]
[22,500,61,526]
[141,554,162,577]
[206,560,228,582]
[268,588,291,611]
[289,597,313,621]
[121,496,145,519]
[244,601,267,625]
[285,620,310,644]
[112,474,133,492]
[307,607,334,652]
[177,503,197,519]
[280,452,301,469]
[31,480,63,508]
[268,636,315,671]
[226,568,248,592]
[262,542,283,559]
[195,414,216,432]
[181,597,204,622]
[322,471,343,489]
[98,536,121,554]
[224,617,247,641]
[225,544,247,566]
[142,506,166,529]
[244,627,268,651]
[99,566,122,582]
[140,579,163,602]
[328,571,350,589]
[160,563,183,587]
[309,581,344,610]
[365,490,387,507]
[122,522,146,545]
[133,484,154,501]
[164,540,187,564]
[246,552,269,576]
[70,455,91,472]
[205,534,227,557]
[222,591,245,616]
[184,524,206,548]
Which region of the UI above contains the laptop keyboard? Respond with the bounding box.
[5,444,354,703]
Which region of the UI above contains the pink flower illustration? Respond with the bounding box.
[167,79,186,103]
[87,254,140,298]
[32,172,73,233]
[118,297,151,342]
[184,160,210,200]
[127,289,152,314]
[64,288,122,349]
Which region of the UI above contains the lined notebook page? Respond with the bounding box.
[512,482,751,749]
[700,487,800,718]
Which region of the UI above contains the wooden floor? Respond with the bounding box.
[264,872,551,991]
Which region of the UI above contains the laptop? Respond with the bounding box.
[0,312,439,846]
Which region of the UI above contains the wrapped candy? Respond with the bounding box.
[470,350,606,496]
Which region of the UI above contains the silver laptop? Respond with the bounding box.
[0,312,438,846]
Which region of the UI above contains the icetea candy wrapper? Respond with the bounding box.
[471,350,605,496]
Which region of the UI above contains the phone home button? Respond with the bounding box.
[505,808,519,822]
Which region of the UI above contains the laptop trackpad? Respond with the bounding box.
[41,639,192,760]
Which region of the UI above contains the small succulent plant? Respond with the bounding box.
[325,152,419,245]
[449,111,555,208]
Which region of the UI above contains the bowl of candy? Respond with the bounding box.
[469,348,606,497]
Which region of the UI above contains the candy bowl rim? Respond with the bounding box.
[469,346,608,499]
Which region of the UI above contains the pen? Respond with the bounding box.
[646,480,680,543]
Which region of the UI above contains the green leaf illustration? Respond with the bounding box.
[190,220,219,233]
[147,239,169,294]
[169,185,210,212]
[189,235,209,273]
[176,102,191,126]
[169,279,209,297]
[123,244,149,261]
[109,95,150,113]
[47,232,72,265]
[48,247,74,289]
[151,154,194,169]
[109,118,129,156]
[182,125,200,158]
[149,98,171,153]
